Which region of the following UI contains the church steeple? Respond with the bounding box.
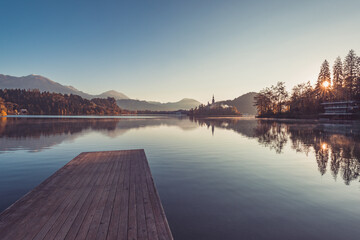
[212,94,215,104]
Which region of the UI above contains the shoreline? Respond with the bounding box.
[255,117,360,124]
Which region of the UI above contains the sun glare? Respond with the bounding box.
[322,81,330,88]
[321,143,328,150]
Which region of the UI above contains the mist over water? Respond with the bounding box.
[0,116,359,240]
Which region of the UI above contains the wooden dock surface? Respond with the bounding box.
[0,149,173,240]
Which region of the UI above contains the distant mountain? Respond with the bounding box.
[0,74,200,111]
[218,92,257,115]
[0,74,129,100]
[96,90,129,100]
[117,98,201,111]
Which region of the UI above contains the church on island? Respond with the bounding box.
[189,95,241,116]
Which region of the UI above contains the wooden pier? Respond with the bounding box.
[0,150,173,240]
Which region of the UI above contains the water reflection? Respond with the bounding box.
[191,117,360,185]
[1,116,360,239]
[0,117,197,152]
[1,116,360,185]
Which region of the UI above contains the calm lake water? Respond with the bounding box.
[0,116,359,239]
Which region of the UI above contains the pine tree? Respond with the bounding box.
[316,60,331,100]
[343,49,357,99]
[332,56,343,100]
[354,56,360,100]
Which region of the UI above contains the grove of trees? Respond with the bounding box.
[0,89,131,115]
[255,49,360,117]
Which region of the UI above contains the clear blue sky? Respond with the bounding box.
[1,0,359,103]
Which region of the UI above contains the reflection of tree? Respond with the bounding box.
[330,145,341,179]
[315,144,329,175]
[0,117,198,152]
[327,135,360,185]
[189,117,258,138]
[0,117,7,135]
[193,117,360,185]
[0,118,119,139]
[254,122,288,154]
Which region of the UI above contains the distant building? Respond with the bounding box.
[212,95,215,104]
[320,101,360,119]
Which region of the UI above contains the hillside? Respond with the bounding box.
[117,98,201,111]
[0,74,200,111]
[218,92,257,115]
[96,90,129,100]
[0,89,128,115]
[0,74,129,100]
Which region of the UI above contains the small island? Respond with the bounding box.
[189,95,241,116]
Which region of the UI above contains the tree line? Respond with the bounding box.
[0,89,131,115]
[255,49,360,117]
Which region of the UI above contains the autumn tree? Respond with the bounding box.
[255,82,288,116]
[254,88,272,115]
[273,82,288,114]
[0,97,7,116]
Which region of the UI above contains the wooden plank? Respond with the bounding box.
[0,149,173,240]
[135,151,149,240]
[94,152,124,240]
[46,152,117,240]
[138,153,159,240]
[127,152,138,240]
[28,152,105,240]
[64,153,119,240]
[0,153,88,228]
[140,151,173,240]
[117,151,131,240]
[106,152,129,240]
[35,152,111,240]
[73,153,118,240]
[85,152,120,239]
[0,153,92,240]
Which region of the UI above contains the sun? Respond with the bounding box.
[321,143,328,150]
[322,81,330,88]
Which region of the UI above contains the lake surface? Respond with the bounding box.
[0,116,359,240]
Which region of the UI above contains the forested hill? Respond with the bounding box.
[0,89,129,115]
[218,92,257,115]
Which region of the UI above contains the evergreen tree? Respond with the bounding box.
[316,60,331,100]
[355,56,360,100]
[332,56,343,100]
[343,49,357,99]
